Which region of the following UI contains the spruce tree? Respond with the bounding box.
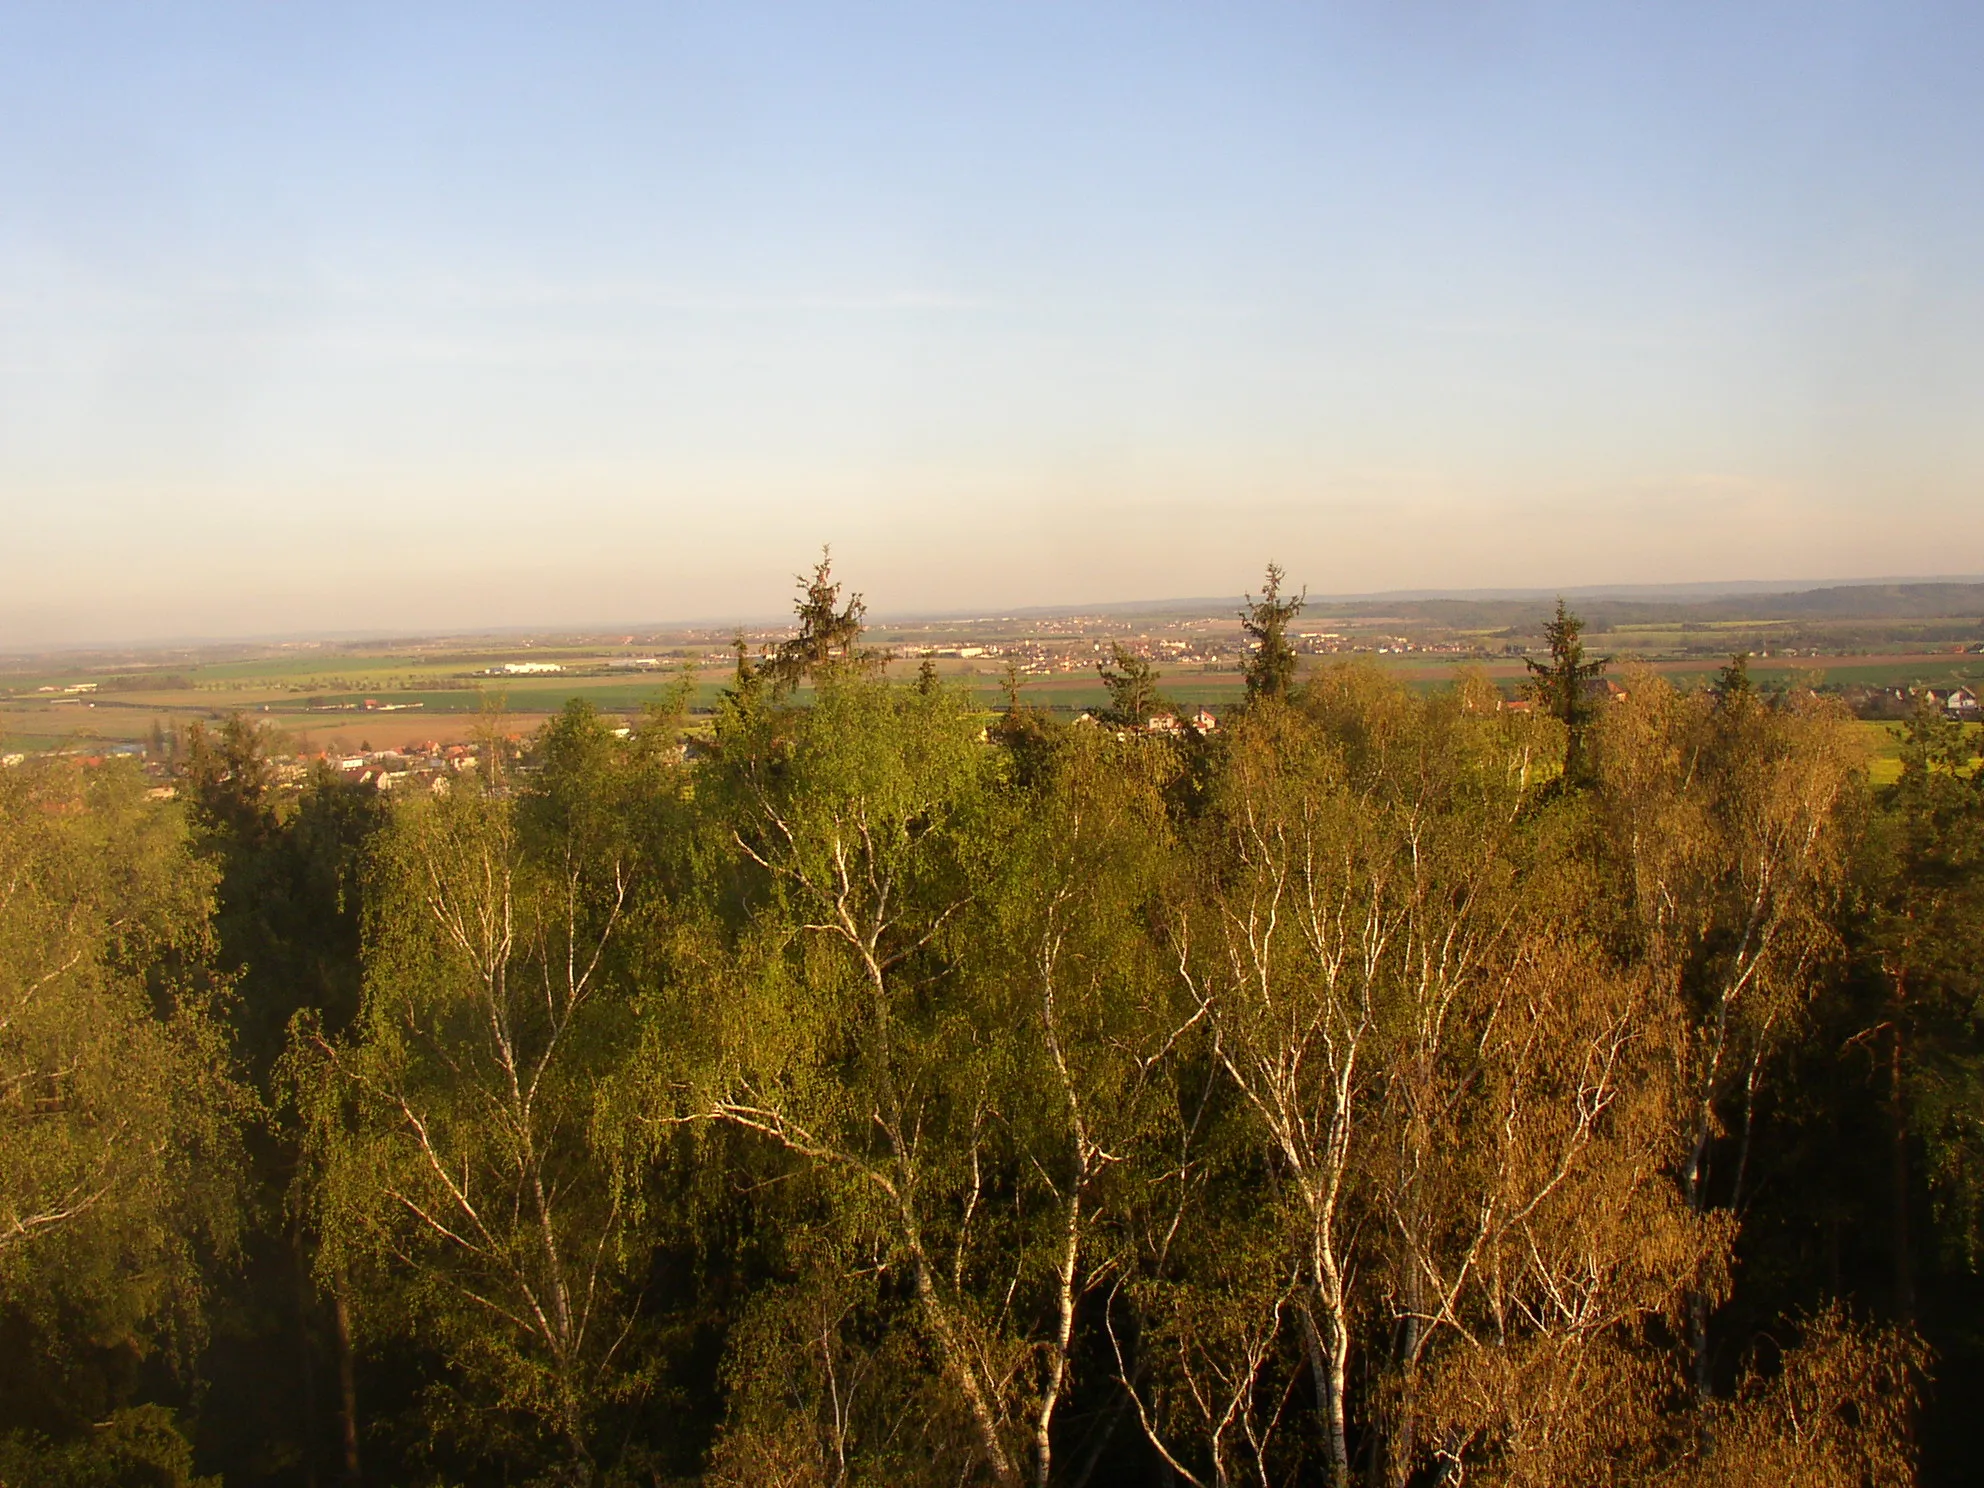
[765,548,875,697]
[1097,642,1168,729]
[988,657,1061,782]
[1523,598,1609,786]
[725,636,764,704]
[1240,561,1305,703]
[1716,650,1754,701]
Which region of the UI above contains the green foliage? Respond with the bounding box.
[1096,642,1169,729]
[0,759,249,1470]
[0,1404,218,1488]
[1716,650,1754,700]
[764,549,880,698]
[185,718,387,1079]
[1138,671,1712,1485]
[14,571,1984,1484]
[1523,598,1610,786]
[289,708,694,1483]
[986,662,1064,785]
[1239,561,1304,704]
[677,680,1195,1484]
[1856,698,1984,1266]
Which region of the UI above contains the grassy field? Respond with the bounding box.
[1857,720,1908,786]
[5,639,1979,757]
[1853,718,1983,786]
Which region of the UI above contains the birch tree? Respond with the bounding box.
[293,711,655,1484]
[1170,698,1394,1487]
[0,757,246,1476]
[688,681,1179,1486]
[1593,671,1860,1388]
[1156,676,1554,1484]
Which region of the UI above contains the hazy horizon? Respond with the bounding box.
[11,572,1984,657]
[6,3,1983,646]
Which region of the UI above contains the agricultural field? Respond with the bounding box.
[4,585,1981,758]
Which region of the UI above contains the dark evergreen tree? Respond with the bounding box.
[183,715,278,853]
[987,658,1062,784]
[179,716,386,1486]
[764,548,876,697]
[1240,561,1304,704]
[1096,642,1169,729]
[723,636,765,711]
[1523,597,1610,786]
[1716,650,1754,701]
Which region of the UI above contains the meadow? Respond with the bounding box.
[6,627,1980,758]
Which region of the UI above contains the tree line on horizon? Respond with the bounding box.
[3,558,1981,1487]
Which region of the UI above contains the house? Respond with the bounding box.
[1945,686,1979,716]
[1191,707,1218,732]
[1145,713,1183,736]
[1499,698,1535,715]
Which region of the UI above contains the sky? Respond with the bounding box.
[3,2,1982,644]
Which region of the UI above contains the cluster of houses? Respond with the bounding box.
[1490,679,1630,716]
[1927,686,1980,716]
[1847,685,1981,720]
[326,741,486,792]
[1073,707,1220,737]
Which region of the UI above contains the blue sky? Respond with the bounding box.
[3,2,1981,642]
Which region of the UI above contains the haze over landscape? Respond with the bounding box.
[5,2,1984,643]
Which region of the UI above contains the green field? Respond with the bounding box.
[5,635,1980,757]
[1854,718,1984,786]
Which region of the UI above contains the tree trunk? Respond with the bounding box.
[292,1230,321,1488]
[1300,1277,1352,1488]
[1689,1288,1711,1401]
[914,1257,1021,1488]
[334,1272,363,1485]
[1683,1093,1715,1400]
[1890,1020,1915,1326]
[1387,1244,1427,1488]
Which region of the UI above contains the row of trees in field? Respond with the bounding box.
[2,562,1980,1486]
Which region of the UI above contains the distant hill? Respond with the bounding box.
[1746,582,1984,619]
[883,579,1984,633]
[1299,583,1984,632]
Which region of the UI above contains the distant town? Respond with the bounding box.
[5,581,1982,789]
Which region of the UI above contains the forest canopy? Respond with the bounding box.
[1,565,1979,1487]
